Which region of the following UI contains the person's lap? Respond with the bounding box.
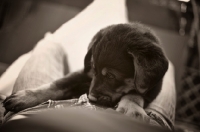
[1,108,171,132]
[3,93,171,130]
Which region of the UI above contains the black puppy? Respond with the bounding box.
[3,23,168,120]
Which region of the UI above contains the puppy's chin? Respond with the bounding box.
[99,101,115,108]
[91,101,115,108]
[89,98,118,108]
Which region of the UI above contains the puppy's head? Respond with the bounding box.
[84,23,168,107]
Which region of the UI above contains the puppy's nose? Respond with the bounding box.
[88,93,97,102]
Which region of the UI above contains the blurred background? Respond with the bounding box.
[0,0,199,131]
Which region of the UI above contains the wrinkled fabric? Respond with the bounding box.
[3,94,171,130]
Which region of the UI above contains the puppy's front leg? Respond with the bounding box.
[116,94,150,122]
[3,71,91,113]
[3,83,59,113]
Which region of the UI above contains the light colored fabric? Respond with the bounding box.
[5,94,168,129]
[0,52,31,97]
[12,33,68,93]
[0,0,128,97]
[146,61,176,128]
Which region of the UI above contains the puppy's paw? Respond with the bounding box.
[116,95,150,123]
[2,90,38,113]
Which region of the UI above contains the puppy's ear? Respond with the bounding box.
[84,30,103,73]
[128,38,168,94]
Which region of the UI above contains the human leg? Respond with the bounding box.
[12,34,68,93]
[0,52,31,97]
[145,61,176,129]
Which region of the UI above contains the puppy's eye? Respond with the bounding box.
[106,72,115,79]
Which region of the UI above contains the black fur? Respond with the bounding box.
[85,23,168,106]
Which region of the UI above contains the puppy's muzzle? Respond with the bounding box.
[88,93,111,103]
